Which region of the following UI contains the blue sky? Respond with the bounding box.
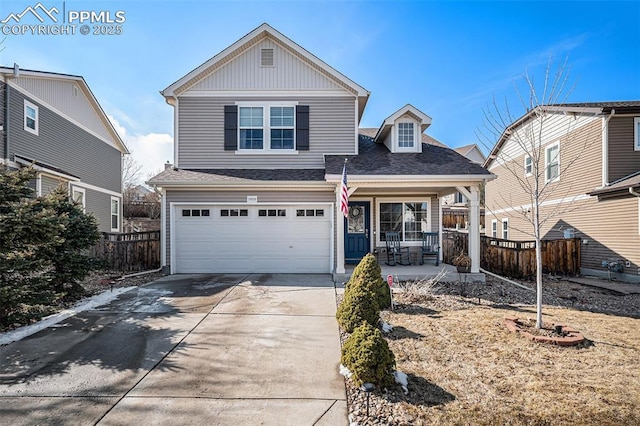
[1,0,639,183]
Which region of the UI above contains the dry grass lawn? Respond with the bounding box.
[381,296,640,425]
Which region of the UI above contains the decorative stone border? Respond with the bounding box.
[504,317,586,346]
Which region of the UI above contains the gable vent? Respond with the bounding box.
[261,48,274,66]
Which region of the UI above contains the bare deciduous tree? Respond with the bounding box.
[122,153,143,189]
[478,58,599,328]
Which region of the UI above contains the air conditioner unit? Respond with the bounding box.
[563,228,575,239]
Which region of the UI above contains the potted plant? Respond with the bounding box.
[452,251,471,273]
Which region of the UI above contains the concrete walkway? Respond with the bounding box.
[0,274,347,425]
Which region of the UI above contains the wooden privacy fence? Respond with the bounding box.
[90,231,161,273]
[443,230,581,279]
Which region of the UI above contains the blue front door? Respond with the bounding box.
[344,202,370,264]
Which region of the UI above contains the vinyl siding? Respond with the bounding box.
[177,96,356,169]
[608,116,640,182]
[7,87,122,192]
[485,119,602,211]
[40,174,65,195]
[164,189,335,265]
[0,81,5,159]
[85,188,119,233]
[11,76,113,143]
[189,38,344,92]
[485,195,639,273]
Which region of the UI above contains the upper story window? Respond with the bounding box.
[398,122,414,148]
[524,155,532,176]
[238,105,295,151]
[634,117,640,151]
[545,142,560,183]
[24,100,39,135]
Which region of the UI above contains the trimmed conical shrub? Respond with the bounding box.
[336,283,379,333]
[341,321,396,388]
[346,253,391,309]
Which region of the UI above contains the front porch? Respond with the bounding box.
[333,260,485,284]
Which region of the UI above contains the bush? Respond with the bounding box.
[347,253,391,309]
[341,321,396,388]
[336,282,379,333]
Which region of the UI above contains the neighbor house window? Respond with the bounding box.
[379,201,429,242]
[110,197,120,232]
[634,117,640,151]
[502,218,509,239]
[72,187,85,212]
[238,104,296,151]
[24,100,39,135]
[524,155,532,176]
[491,219,497,238]
[545,142,560,182]
[397,122,414,148]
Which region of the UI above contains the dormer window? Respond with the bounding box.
[398,122,414,149]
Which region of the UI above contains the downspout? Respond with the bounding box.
[602,109,615,187]
[630,186,640,198]
[3,77,9,161]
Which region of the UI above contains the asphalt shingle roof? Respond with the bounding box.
[325,134,491,176]
[148,168,326,183]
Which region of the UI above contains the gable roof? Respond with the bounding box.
[373,104,432,143]
[324,133,493,179]
[483,101,640,168]
[161,23,370,119]
[0,66,128,154]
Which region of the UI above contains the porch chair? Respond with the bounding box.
[420,232,440,266]
[385,232,411,266]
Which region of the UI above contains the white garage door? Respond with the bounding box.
[173,204,332,273]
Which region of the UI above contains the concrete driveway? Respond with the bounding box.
[0,274,347,425]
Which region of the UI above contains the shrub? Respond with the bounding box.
[336,282,379,333]
[347,253,391,309]
[341,321,396,388]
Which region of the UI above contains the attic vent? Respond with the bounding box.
[261,48,274,66]
[72,85,79,97]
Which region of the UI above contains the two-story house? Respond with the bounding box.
[148,23,493,277]
[0,65,128,233]
[484,102,640,282]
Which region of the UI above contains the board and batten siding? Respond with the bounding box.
[8,87,122,192]
[608,116,640,183]
[164,189,335,266]
[177,96,356,169]
[189,38,344,92]
[10,76,115,145]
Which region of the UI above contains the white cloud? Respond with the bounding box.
[108,115,173,185]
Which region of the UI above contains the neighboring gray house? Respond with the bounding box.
[0,66,128,232]
[148,23,493,276]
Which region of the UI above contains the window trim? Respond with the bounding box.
[634,117,640,151]
[524,155,532,176]
[235,102,298,153]
[396,121,415,150]
[501,218,509,240]
[24,100,39,135]
[110,197,120,232]
[72,187,86,212]
[545,141,560,183]
[491,219,497,238]
[376,198,431,245]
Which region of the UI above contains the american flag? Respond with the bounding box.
[340,162,349,218]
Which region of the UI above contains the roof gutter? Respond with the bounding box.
[602,108,615,186]
[629,186,640,198]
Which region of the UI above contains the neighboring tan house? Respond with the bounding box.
[148,23,493,276]
[0,65,128,233]
[484,101,640,282]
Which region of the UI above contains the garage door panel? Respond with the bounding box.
[174,204,331,273]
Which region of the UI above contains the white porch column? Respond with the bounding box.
[438,196,443,263]
[335,184,346,274]
[469,185,480,273]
